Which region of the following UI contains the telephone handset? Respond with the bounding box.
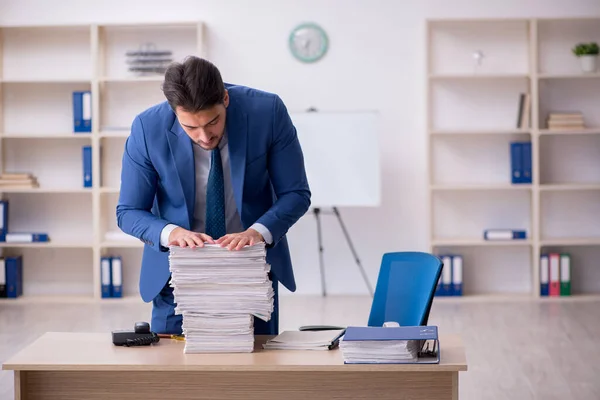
[112,321,160,347]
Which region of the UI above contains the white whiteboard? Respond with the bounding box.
[290,111,381,208]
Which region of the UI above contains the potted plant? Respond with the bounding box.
[572,42,599,73]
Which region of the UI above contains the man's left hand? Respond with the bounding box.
[216,228,264,250]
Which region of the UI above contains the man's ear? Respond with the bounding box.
[223,89,230,108]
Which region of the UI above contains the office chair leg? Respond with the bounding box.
[314,208,327,296]
[333,207,374,297]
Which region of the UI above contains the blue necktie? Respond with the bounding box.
[205,148,226,239]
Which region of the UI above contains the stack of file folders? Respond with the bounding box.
[168,243,274,354]
[340,325,440,364]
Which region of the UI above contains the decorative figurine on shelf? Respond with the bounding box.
[125,43,173,77]
[572,42,598,73]
[472,50,485,74]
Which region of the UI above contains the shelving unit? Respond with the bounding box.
[0,22,205,302]
[427,17,600,299]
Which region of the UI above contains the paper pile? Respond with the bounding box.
[338,326,440,364]
[340,337,420,363]
[168,243,274,353]
[263,329,345,351]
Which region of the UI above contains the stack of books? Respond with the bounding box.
[0,173,38,189]
[546,112,585,130]
[168,243,274,354]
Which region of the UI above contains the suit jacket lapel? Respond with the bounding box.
[167,118,195,229]
[225,97,247,221]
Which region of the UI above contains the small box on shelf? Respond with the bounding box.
[483,229,527,241]
[5,233,49,243]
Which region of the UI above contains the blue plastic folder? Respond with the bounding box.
[341,325,440,364]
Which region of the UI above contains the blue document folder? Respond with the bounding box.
[341,325,440,364]
[0,200,7,242]
[73,91,92,133]
[82,146,92,188]
[100,257,112,298]
[5,255,23,298]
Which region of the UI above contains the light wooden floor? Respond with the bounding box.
[1,295,599,399]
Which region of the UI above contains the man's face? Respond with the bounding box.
[175,91,229,151]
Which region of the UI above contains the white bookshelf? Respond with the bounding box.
[427,17,600,299]
[0,22,205,301]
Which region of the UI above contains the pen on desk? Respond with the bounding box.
[157,334,185,341]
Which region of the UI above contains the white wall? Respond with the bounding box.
[1,0,599,295]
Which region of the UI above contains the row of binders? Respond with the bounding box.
[100,256,123,298]
[540,253,571,296]
[0,256,23,298]
[510,141,532,184]
[434,254,462,296]
[0,200,50,243]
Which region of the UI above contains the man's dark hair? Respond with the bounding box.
[161,56,225,113]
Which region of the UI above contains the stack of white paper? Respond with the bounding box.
[263,329,345,351]
[168,243,273,353]
[340,339,420,363]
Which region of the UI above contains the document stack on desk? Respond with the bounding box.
[168,243,274,354]
[340,325,440,364]
[263,329,346,351]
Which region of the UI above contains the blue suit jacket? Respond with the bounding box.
[116,84,311,302]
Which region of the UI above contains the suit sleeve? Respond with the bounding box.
[116,115,171,252]
[255,95,311,245]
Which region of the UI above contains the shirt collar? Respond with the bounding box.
[218,128,228,150]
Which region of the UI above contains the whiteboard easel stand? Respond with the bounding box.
[313,207,374,297]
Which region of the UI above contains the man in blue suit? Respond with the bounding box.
[116,56,311,335]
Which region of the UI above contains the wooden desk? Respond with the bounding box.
[3,332,467,400]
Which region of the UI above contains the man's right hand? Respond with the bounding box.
[168,227,215,248]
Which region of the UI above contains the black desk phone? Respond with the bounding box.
[112,321,160,347]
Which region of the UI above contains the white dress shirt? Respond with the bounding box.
[159,131,272,247]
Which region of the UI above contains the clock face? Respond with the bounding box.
[289,23,328,63]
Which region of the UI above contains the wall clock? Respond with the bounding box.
[289,23,329,63]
